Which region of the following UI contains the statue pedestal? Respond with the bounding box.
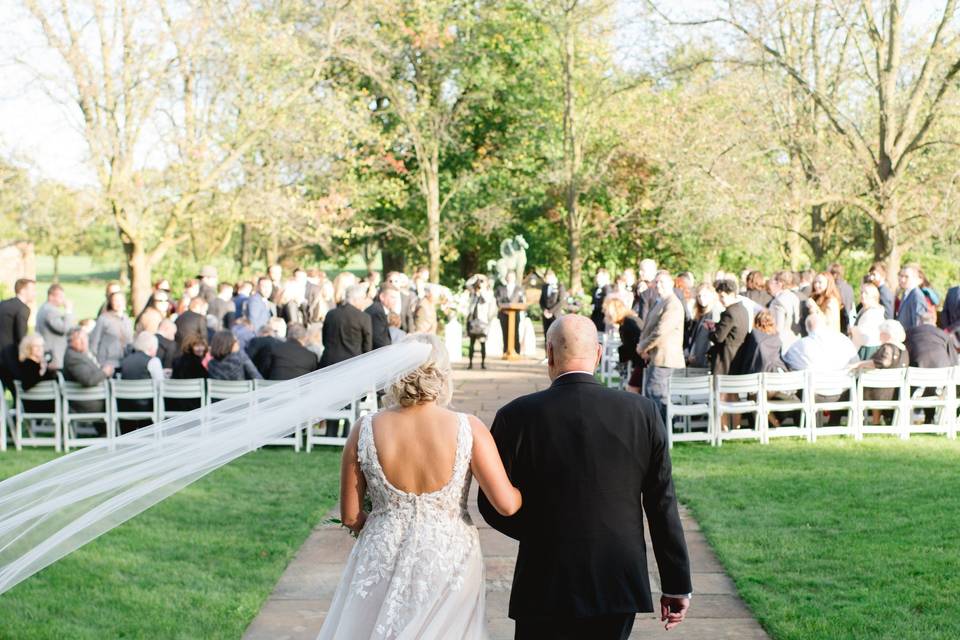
[499,302,526,361]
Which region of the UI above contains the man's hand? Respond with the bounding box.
[660,595,689,631]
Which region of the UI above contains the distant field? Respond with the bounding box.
[34,255,119,321]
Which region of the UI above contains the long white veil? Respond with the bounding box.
[0,341,430,595]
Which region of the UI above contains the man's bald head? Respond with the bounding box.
[546,315,602,381]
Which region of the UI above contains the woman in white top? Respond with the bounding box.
[850,283,885,360]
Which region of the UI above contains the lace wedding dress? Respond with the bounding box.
[317,412,487,640]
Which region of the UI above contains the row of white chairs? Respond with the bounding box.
[664,367,960,447]
[1,376,378,453]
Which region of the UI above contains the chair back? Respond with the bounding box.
[905,367,953,388]
[858,368,906,390]
[110,379,157,400]
[763,371,807,393]
[669,375,712,396]
[16,379,60,401]
[160,378,206,398]
[207,379,254,402]
[716,373,762,394]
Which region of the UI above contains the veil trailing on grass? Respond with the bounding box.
[0,341,431,596]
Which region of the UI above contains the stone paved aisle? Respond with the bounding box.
[244,358,769,640]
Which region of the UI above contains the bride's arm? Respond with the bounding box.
[340,424,367,534]
[469,416,522,516]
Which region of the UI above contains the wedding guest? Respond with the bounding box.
[851,283,885,360]
[62,327,112,430]
[743,271,772,307]
[319,285,373,368]
[0,278,35,391]
[367,285,401,349]
[941,279,960,331]
[332,271,358,307]
[388,312,406,344]
[538,270,565,336]
[808,272,843,332]
[243,277,275,331]
[797,269,815,300]
[605,298,643,393]
[850,319,908,425]
[411,265,431,299]
[414,285,439,335]
[116,332,164,432]
[36,283,73,370]
[304,269,330,324]
[96,281,122,317]
[633,258,658,321]
[156,319,178,370]
[783,312,859,372]
[89,291,133,369]
[230,315,256,352]
[607,275,634,308]
[176,279,200,315]
[708,279,750,377]
[265,323,318,380]
[304,323,325,360]
[496,271,526,354]
[732,311,786,375]
[175,296,208,347]
[767,271,801,348]
[209,283,235,329]
[636,271,685,421]
[233,281,254,318]
[686,284,721,368]
[16,334,56,390]
[866,262,895,319]
[171,334,209,379]
[247,318,286,375]
[207,330,262,381]
[905,312,958,369]
[830,263,856,327]
[135,305,164,335]
[896,264,927,330]
[466,275,497,370]
[590,268,612,332]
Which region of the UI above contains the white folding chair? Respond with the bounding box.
[206,379,254,404]
[856,368,907,439]
[905,367,955,438]
[715,374,764,445]
[684,367,709,377]
[110,379,159,436]
[762,371,810,443]
[13,380,62,451]
[808,370,858,440]
[599,333,623,388]
[665,374,714,447]
[1,381,11,451]
[59,374,112,451]
[159,378,206,420]
[306,399,358,451]
[254,379,301,450]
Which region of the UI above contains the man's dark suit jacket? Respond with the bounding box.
[365,300,392,350]
[175,310,207,347]
[478,373,691,619]
[267,339,318,380]
[941,286,960,330]
[0,297,29,351]
[709,301,750,376]
[905,324,958,369]
[319,304,373,367]
[590,284,612,331]
[246,335,282,377]
[156,334,178,369]
[539,283,565,318]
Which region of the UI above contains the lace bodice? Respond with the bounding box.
[349,411,479,638]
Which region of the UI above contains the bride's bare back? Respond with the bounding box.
[372,405,460,495]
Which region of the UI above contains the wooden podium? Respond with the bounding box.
[499,302,526,361]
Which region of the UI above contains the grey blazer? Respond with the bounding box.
[88,311,133,368]
[36,302,74,369]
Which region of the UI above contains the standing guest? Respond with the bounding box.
[36,283,73,370]
[136,286,173,329]
[89,291,133,369]
[851,283,886,360]
[709,279,750,378]
[466,275,497,370]
[176,279,200,315]
[796,269,815,301]
[243,277,275,331]
[743,271,772,307]
[230,315,256,352]
[732,311,786,375]
[247,318,286,375]
[767,271,801,348]
[171,334,209,379]
[233,281,254,318]
[207,330,262,381]
[0,278,35,389]
[608,275,634,308]
[496,271,526,354]
[95,281,123,317]
[175,296,208,347]
[808,272,843,332]
[865,263,895,319]
[304,323,325,360]
[386,272,418,333]
[367,286,402,349]
[266,323,318,380]
[332,272,359,307]
[414,285,439,334]
[411,265,431,299]
[589,268,612,332]
[905,313,958,369]
[304,268,329,324]
[278,280,306,328]
[633,258,658,321]
[365,270,382,293]
[319,285,373,368]
[539,270,565,336]
[830,263,856,328]
[198,266,219,304]
[605,298,643,394]
[635,272,686,421]
[135,305,164,335]
[387,313,407,344]
[940,279,960,331]
[208,283,235,329]
[267,264,284,303]
[156,319,178,370]
[686,284,722,368]
[896,264,927,330]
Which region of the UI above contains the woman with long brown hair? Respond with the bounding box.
[808,271,843,332]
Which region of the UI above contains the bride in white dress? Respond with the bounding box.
[317,334,522,640]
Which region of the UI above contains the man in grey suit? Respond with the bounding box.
[62,327,113,433]
[36,284,74,370]
[636,271,686,422]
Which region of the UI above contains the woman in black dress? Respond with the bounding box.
[15,334,58,413]
[605,298,643,393]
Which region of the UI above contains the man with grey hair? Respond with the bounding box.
[319,285,373,368]
[119,331,164,383]
[479,314,692,639]
[636,270,685,421]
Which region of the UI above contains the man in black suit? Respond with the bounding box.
[496,271,526,354]
[246,319,285,376]
[365,286,401,350]
[590,268,612,332]
[479,314,692,640]
[266,323,318,379]
[538,270,565,336]
[906,313,958,369]
[940,284,960,331]
[319,285,373,367]
[175,296,208,347]
[0,278,36,391]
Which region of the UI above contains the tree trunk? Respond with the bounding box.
[52,249,60,284]
[425,154,442,282]
[786,212,805,271]
[125,242,153,316]
[238,223,248,271]
[382,247,406,274]
[873,208,902,289]
[566,188,583,294]
[809,204,826,265]
[561,12,582,293]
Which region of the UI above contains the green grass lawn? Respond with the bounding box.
[35,255,119,321]
[0,447,342,639]
[671,437,960,640]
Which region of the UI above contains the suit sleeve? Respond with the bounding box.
[46,310,74,336]
[16,305,29,344]
[477,408,524,540]
[641,404,693,596]
[710,308,734,345]
[361,315,373,353]
[75,358,107,387]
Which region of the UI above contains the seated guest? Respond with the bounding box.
[387,312,406,344]
[16,334,57,413]
[905,312,959,369]
[233,281,254,318]
[851,283,885,360]
[246,317,286,375]
[175,296,208,347]
[604,298,642,394]
[851,320,908,426]
[783,312,859,372]
[243,277,275,331]
[171,334,209,379]
[62,327,112,434]
[156,319,178,370]
[231,315,256,352]
[207,330,262,381]
[266,323,318,380]
[209,283,236,330]
[135,304,164,335]
[732,311,786,375]
[117,332,164,433]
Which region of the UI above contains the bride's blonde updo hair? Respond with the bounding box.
[386,333,453,408]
